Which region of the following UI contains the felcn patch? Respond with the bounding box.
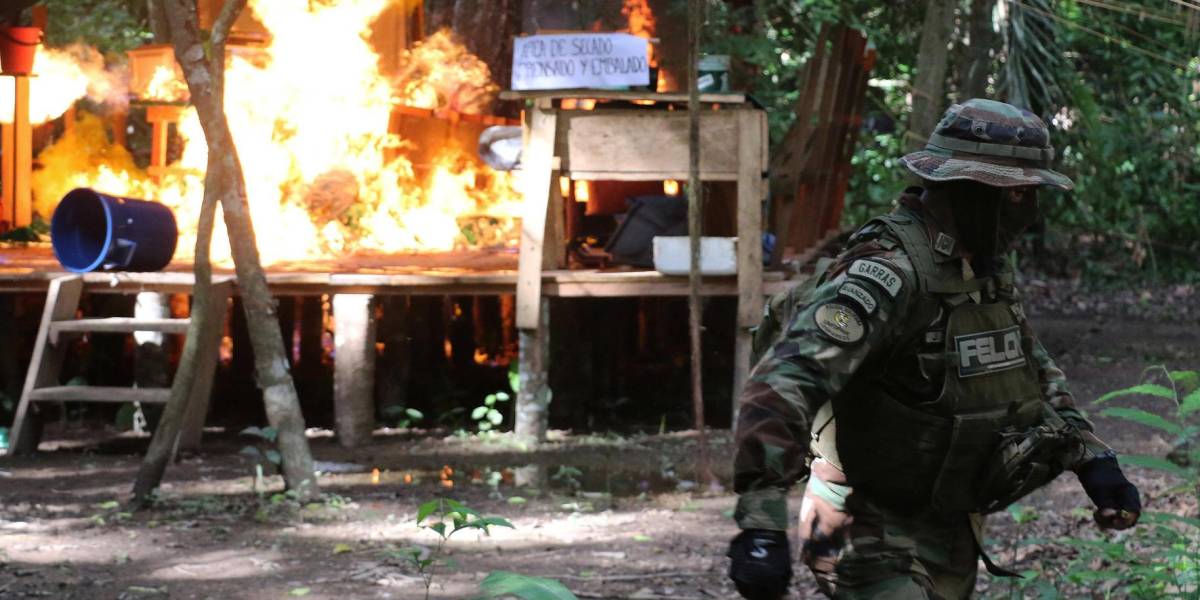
[847,260,903,297]
[814,303,866,345]
[838,281,878,315]
[955,325,1026,377]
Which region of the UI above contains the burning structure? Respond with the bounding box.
[26,0,522,265]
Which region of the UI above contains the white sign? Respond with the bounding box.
[511,33,650,91]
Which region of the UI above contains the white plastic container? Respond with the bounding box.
[652,236,738,276]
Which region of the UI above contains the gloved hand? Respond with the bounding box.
[1077,454,1141,530]
[727,529,792,600]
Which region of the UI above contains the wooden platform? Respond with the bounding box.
[0,246,795,297]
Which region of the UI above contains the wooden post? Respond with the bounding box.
[515,99,557,330]
[1,119,11,230]
[333,294,376,447]
[514,297,550,486]
[2,75,33,228]
[733,109,766,421]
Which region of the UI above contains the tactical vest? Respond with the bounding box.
[821,213,1052,513]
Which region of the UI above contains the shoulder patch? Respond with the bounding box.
[813,303,866,345]
[847,259,904,298]
[838,281,878,315]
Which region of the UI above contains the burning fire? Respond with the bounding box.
[0,44,123,124]
[31,0,523,264]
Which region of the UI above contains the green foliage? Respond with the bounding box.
[472,391,510,432]
[44,0,152,59]
[474,571,578,600]
[1055,367,1200,598]
[381,405,425,428]
[386,497,576,600]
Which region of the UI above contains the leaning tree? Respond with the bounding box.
[131,0,318,504]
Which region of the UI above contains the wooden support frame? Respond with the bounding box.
[511,91,769,434]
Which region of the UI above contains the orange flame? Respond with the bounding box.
[663,180,680,196]
[0,44,122,124]
[33,1,522,264]
[621,0,658,68]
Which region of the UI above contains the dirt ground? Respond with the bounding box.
[1,281,1197,600]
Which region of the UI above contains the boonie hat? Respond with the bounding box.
[900,99,1074,190]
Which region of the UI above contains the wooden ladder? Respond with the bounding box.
[8,275,233,455]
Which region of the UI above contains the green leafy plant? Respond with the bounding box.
[381,405,425,429]
[1058,367,1200,598]
[239,426,280,495]
[472,391,509,432]
[384,498,576,600]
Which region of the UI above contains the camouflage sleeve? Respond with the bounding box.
[1021,312,1113,469]
[732,244,917,531]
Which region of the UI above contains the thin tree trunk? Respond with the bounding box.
[908,0,958,151]
[686,0,714,488]
[147,0,171,43]
[134,0,318,503]
[957,0,998,101]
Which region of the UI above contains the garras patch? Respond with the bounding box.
[837,281,878,315]
[847,259,903,297]
[955,325,1025,377]
[814,303,866,345]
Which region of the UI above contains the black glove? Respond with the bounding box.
[727,529,792,600]
[1077,454,1141,530]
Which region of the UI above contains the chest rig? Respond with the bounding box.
[827,213,1046,513]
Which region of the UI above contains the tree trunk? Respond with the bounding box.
[147,0,171,43]
[956,0,998,101]
[908,0,958,152]
[135,0,318,504]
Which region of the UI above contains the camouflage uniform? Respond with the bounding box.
[732,100,1113,599]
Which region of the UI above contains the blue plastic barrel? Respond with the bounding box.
[50,188,179,273]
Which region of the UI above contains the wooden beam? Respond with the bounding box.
[333,293,376,447]
[515,99,557,330]
[49,317,191,342]
[29,386,171,404]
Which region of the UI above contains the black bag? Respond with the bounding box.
[604,195,687,267]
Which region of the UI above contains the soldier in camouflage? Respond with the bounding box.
[726,99,1142,599]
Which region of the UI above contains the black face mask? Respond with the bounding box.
[932,181,1039,275]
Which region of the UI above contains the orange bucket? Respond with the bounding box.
[0,27,43,75]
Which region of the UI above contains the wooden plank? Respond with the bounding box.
[49,317,191,342]
[499,89,748,104]
[736,110,766,331]
[8,276,84,454]
[29,386,172,404]
[178,279,234,450]
[333,293,377,447]
[515,100,558,330]
[563,110,742,178]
